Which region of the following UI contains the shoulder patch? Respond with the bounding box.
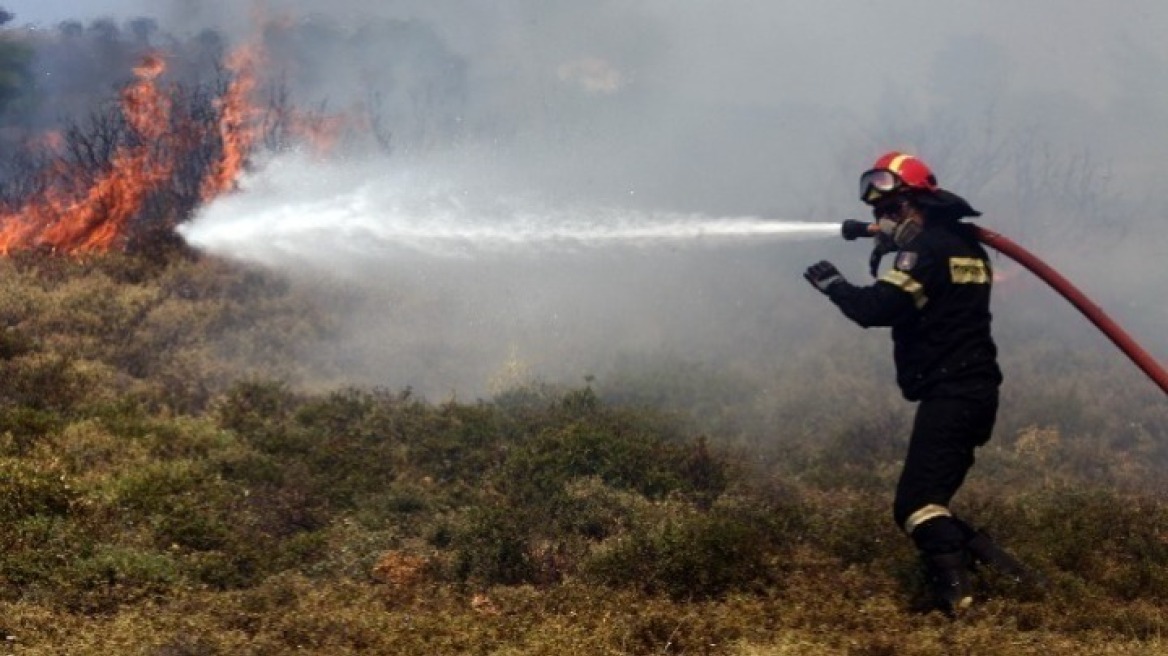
[949,257,990,284]
[894,251,918,271]
[880,269,928,309]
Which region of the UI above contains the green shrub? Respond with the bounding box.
[0,325,35,359]
[0,248,1165,652]
[285,389,414,506]
[451,503,539,586]
[806,491,901,567]
[0,515,96,594]
[1019,488,1168,601]
[0,406,65,452]
[70,545,182,591]
[582,507,777,599]
[36,274,160,343]
[0,353,99,413]
[111,460,241,552]
[440,394,738,589]
[0,458,75,521]
[499,416,724,506]
[213,379,300,443]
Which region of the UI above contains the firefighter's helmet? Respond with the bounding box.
[859,152,938,205]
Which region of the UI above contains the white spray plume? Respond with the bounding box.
[181,151,838,274]
[177,151,843,398]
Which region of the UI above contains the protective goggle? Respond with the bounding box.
[859,169,904,205]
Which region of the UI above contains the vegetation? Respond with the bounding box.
[0,251,1160,655]
[0,7,1162,653]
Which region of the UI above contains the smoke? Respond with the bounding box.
[180,151,837,265]
[6,0,1168,397]
[179,149,841,397]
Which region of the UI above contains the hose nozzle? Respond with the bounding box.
[842,219,878,241]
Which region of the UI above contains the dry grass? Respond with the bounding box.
[0,251,1164,655]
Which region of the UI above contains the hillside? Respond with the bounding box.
[0,250,1162,654]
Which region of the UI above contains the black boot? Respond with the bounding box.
[923,551,974,614]
[966,529,1045,587]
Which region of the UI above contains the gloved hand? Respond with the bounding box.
[841,220,874,241]
[868,232,897,277]
[804,260,845,294]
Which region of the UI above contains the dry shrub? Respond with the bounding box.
[0,458,75,522]
[582,505,780,600]
[0,249,1163,654]
[370,550,429,588]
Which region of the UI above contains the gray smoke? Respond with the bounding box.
[6,0,1166,398]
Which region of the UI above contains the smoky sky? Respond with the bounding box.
[6,0,1167,398]
[9,0,1168,206]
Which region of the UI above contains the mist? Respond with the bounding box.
[5,0,1167,399]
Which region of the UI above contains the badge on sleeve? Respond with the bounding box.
[894,251,918,271]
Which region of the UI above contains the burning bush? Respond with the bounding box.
[0,13,464,261]
[0,23,376,258]
[0,50,254,255]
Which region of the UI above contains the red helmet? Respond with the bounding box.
[859,151,939,205]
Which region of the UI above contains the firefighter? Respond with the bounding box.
[803,152,1031,613]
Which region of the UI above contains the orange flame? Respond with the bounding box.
[0,53,174,254]
[32,130,66,153]
[0,30,355,256]
[200,45,263,201]
[290,110,357,156]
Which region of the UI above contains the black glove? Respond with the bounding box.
[868,232,897,277]
[841,220,874,241]
[804,260,845,294]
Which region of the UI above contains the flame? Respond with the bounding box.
[200,45,263,201]
[0,46,264,255]
[0,29,353,256]
[32,130,65,153]
[0,53,174,254]
[291,111,357,156]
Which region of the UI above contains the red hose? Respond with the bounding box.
[971,225,1168,396]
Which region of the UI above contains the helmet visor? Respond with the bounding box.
[859,169,903,205]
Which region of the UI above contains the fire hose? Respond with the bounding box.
[840,220,1168,396]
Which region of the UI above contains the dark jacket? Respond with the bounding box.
[826,221,1002,401]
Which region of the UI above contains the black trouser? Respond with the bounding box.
[893,391,998,556]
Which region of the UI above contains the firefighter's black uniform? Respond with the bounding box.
[823,219,1002,559]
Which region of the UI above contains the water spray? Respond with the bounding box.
[840,220,1168,396]
[180,155,842,263]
